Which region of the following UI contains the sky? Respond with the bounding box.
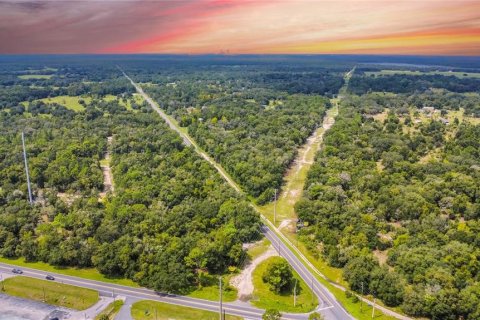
[0,0,479,55]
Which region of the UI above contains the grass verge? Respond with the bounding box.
[247,238,272,261]
[187,273,237,302]
[251,256,317,313]
[0,276,98,310]
[0,257,236,303]
[95,300,124,320]
[131,300,243,320]
[277,229,399,320]
[0,257,138,287]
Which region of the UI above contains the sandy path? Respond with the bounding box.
[230,245,278,301]
[99,136,114,198]
[281,105,338,204]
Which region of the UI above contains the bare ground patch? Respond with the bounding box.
[99,136,114,199]
[230,245,278,301]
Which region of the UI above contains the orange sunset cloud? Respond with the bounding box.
[0,0,479,55]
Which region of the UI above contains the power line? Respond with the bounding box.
[274,188,277,225]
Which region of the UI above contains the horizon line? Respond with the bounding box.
[1,53,480,58]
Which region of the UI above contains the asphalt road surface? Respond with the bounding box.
[0,263,330,320]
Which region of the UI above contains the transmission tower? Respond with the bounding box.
[21,132,33,204]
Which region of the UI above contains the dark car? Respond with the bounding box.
[45,275,55,281]
[11,268,23,274]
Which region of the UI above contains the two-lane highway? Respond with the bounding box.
[262,226,352,320]
[0,262,316,320]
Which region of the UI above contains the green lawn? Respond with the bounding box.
[104,93,144,111]
[22,95,90,112]
[251,256,317,313]
[95,300,124,320]
[18,74,53,80]
[0,276,98,310]
[187,284,237,302]
[0,257,138,287]
[21,93,144,113]
[131,300,243,320]
[187,273,237,302]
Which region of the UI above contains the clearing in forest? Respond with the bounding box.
[99,136,114,198]
[257,103,338,227]
[230,240,278,301]
[18,74,53,79]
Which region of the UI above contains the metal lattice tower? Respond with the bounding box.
[21,132,33,204]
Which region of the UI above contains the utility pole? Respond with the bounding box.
[371,294,376,319]
[293,278,297,307]
[219,276,223,320]
[21,132,33,204]
[360,282,364,312]
[273,189,277,225]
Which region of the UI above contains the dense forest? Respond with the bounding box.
[296,94,480,319]
[138,66,339,203]
[349,72,480,95]
[0,60,260,293]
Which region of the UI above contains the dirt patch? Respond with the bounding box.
[57,192,81,206]
[230,245,278,301]
[278,219,294,231]
[373,249,390,268]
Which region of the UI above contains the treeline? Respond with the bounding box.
[348,91,480,118]
[296,97,480,319]
[254,71,344,96]
[349,73,480,94]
